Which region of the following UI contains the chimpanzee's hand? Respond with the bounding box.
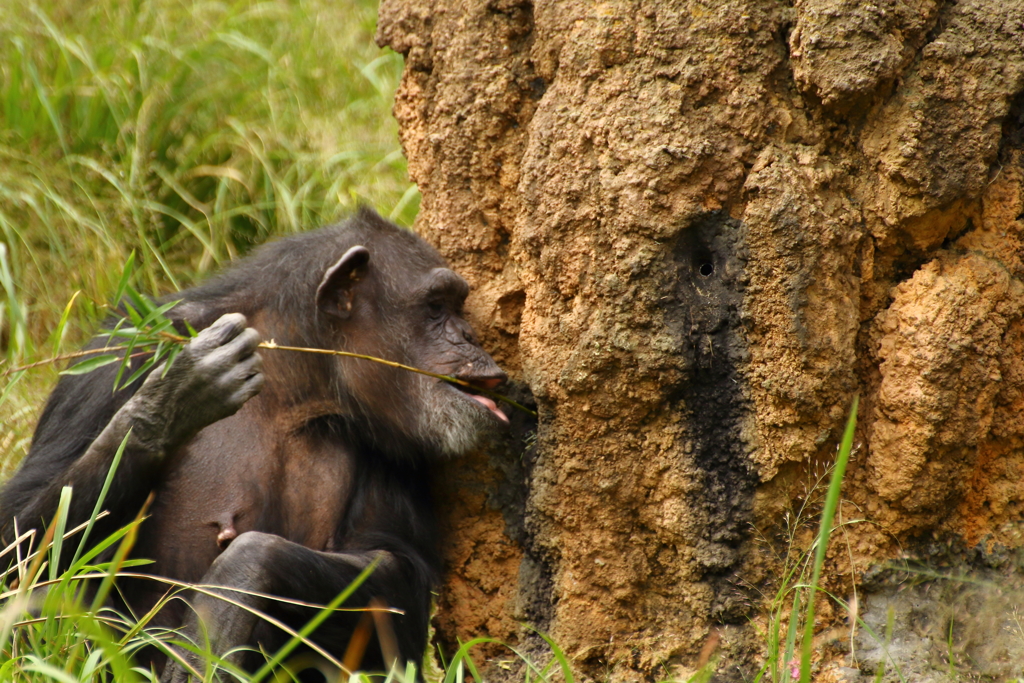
[124,313,264,453]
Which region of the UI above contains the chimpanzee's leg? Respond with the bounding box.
[160,532,431,683]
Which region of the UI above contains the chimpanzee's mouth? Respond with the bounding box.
[451,378,510,424]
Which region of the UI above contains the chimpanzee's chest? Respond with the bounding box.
[134,404,354,585]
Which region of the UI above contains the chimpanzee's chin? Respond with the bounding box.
[414,388,495,458]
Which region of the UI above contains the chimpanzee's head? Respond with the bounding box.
[312,211,509,457]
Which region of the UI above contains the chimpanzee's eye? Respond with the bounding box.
[427,300,446,320]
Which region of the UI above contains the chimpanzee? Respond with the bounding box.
[0,208,509,681]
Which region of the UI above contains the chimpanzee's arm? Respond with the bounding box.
[161,532,434,683]
[0,313,263,549]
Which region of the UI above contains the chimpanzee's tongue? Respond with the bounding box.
[470,393,510,424]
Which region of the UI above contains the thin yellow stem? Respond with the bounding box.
[2,346,138,374]
[259,341,536,417]
[2,339,537,418]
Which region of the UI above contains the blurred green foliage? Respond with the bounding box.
[0,0,416,471]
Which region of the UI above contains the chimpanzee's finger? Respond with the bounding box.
[219,351,263,387]
[201,328,261,371]
[190,313,248,353]
[228,370,265,407]
[221,352,265,407]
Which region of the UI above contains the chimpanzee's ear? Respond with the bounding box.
[317,246,370,320]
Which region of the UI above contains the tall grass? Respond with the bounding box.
[0,485,575,682]
[754,398,864,683]
[0,0,417,473]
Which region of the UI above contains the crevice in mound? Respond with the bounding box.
[488,382,539,545]
[921,0,955,50]
[999,86,1024,159]
[484,382,555,631]
[665,212,758,623]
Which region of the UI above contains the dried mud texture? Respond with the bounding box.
[378,0,1024,679]
[789,0,938,112]
[868,161,1024,542]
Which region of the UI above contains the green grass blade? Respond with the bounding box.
[529,627,576,683]
[16,38,69,156]
[22,659,79,683]
[783,587,801,680]
[47,487,73,582]
[60,354,120,375]
[114,251,137,305]
[0,242,30,358]
[69,430,132,568]
[50,291,81,357]
[0,370,25,409]
[799,395,859,683]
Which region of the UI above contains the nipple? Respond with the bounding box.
[216,517,238,549]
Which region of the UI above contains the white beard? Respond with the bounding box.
[415,378,497,457]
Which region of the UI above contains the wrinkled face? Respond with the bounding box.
[316,242,508,458]
[405,266,508,456]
